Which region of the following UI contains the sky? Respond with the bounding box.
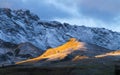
[0,0,120,32]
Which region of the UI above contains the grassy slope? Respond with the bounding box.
[0,57,116,75]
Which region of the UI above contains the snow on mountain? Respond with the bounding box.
[0,8,120,50]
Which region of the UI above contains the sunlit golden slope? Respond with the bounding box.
[95,50,120,58]
[16,38,85,64]
[72,55,88,61]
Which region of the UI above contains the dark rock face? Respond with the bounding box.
[15,42,43,58]
[0,39,43,65]
[0,39,17,48]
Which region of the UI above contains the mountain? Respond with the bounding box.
[0,8,120,51]
[0,8,120,75]
[1,8,120,65]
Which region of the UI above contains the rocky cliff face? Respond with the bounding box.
[0,39,43,65]
[0,8,120,51]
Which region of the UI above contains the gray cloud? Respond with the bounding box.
[78,0,120,22]
[0,0,71,20]
[79,0,120,14]
[0,0,120,32]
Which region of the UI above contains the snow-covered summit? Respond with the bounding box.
[0,8,120,50]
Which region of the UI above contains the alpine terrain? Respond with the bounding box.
[0,8,120,75]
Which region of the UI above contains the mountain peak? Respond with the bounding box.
[0,8,39,21]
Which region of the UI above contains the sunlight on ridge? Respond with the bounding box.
[16,38,85,64]
[95,50,120,58]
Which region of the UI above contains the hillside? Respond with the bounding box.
[16,38,112,65]
[16,38,85,64]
